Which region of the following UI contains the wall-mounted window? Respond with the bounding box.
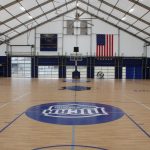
[80,20,87,35]
[67,20,74,35]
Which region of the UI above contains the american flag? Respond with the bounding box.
[96,34,114,57]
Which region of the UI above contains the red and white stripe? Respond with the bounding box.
[96,34,114,57]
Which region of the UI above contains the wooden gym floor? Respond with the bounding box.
[0,78,150,150]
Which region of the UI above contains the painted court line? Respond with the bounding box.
[0,112,25,133]
[0,92,30,110]
[124,92,150,111]
[0,102,10,109]
[33,145,108,150]
[13,92,31,102]
[71,80,77,150]
[72,126,75,150]
[132,99,150,111]
[125,113,150,138]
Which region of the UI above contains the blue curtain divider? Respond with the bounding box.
[126,67,134,79]
[126,66,142,79]
[135,66,142,79]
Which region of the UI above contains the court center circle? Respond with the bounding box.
[33,144,107,150]
[25,102,124,125]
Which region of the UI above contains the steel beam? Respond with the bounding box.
[79,0,150,37]
[129,0,150,11]
[78,7,150,44]
[0,0,22,11]
[0,0,53,25]
[0,0,75,36]
[0,8,76,45]
[97,0,150,26]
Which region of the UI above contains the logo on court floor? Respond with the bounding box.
[25,102,124,125]
[42,104,108,118]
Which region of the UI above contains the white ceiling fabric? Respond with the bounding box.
[0,0,149,43]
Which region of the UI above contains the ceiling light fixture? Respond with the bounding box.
[20,6,25,11]
[28,15,33,19]
[129,8,134,13]
[121,17,126,20]
[77,2,79,7]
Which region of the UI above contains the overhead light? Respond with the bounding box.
[121,17,126,20]
[20,6,25,11]
[77,2,79,7]
[28,15,33,19]
[129,8,134,13]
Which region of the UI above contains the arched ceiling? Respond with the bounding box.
[0,0,150,45]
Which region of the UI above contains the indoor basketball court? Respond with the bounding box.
[0,0,150,150]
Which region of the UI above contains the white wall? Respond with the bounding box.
[0,44,7,56]
[0,15,146,57]
[120,31,144,57]
[147,46,150,57]
[63,35,91,55]
[11,30,35,45]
